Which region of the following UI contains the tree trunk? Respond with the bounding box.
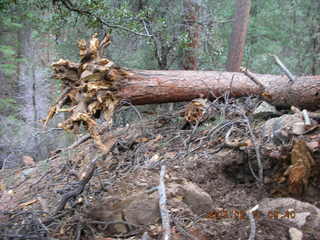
[181,0,201,70]
[116,70,320,110]
[47,34,320,136]
[226,0,251,72]
[310,0,320,75]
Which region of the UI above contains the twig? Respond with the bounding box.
[120,100,143,120]
[52,153,106,215]
[142,20,151,36]
[302,109,311,125]
[248,158,260,182]
[292,106,320,120]
[239,109,263,183]
[225,125,248,148]
[159,165,171,240]
[240,67,265,91]
[57,0,152,37]
[247,204,259,240]
[67,134,91,150]
[270,55,295,82]
[75,222,82,240]
[141,232,152,240]
[172,217,198,240]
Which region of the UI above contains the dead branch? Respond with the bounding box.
[291,106,320,120]
[240,109,263,183]
[240,67,265,91]
[302,109,311,125]
[55,0,152,37]
[225,125,249,148]
[159,165,171,240]
[270,55,295,82]
[52,154,103,215]
[247,204,259,240]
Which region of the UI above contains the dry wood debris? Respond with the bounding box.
[44,33,131,151]
[284,139,316,195]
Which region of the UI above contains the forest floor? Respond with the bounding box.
[1,97,320,240]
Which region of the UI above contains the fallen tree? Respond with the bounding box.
[45,34,320,139]
[116,69,320,109]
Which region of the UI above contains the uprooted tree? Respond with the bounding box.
[45,34,320,144]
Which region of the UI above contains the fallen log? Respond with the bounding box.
[116,69,320,110]
[45,34,320,137]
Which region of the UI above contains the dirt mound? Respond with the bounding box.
[1,98,320,239]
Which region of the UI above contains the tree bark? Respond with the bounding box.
[181,0,201,70]
[226,0,251,72]
[116,69,320,110]
[47,34,320,136]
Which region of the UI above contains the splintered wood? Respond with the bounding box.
[284,139,316,195]
[44,33,130,151]
[184,98,210,124]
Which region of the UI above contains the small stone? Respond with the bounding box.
[289,227,303,240]
[21,168,36,177]
[182,182,213,215]
[124,192,160,225]
[253,101,278,118]
[288,212,310,228]
[292,122,306,135]
[22,155,35,166]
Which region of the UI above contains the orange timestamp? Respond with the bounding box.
[205,209,296,220]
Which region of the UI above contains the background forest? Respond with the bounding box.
[1,0,320,168]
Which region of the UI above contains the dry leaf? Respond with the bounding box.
[135,137,149,143]
[153,134,163,142]
[0,183,6,191]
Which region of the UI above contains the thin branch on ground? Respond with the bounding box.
[52,154,105,215]
[247,204,259,240]
[291,106,320,120]
[159,165,171,240]
[302,109,311,125]
[172,217,198,240]
[239,109,263,183]
[224,125,247,148]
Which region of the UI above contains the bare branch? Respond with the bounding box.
[302,109,311,126]
[159,165,171,240]
[240,67,265,91]
[239,109,263,183]
[270,55,295,82]
[57,0,152,37]
[247,204,259,240]
[225,125,248,148]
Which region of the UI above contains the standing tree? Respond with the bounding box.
[181,0,201,70]
[226,0,251,72]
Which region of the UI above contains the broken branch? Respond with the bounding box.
[159,165,171,240]
[270,54,295,82]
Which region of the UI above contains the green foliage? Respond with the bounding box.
[0,98,19,116]
[1,0,320,74]
[0,45,17,75]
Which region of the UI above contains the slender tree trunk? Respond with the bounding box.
[181,0,201,70]
[226,0,251,72]
[311,0,320,75]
